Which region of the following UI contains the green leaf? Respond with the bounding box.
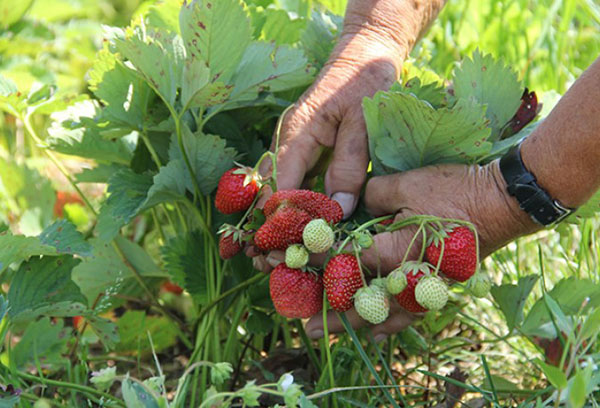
[180,57,232,110]
[121,376,161,408]
[12,317,68,370]
[168,126,237,195]
[568,370,588,408]
[90,366,117,391]
[145,161,188,208]
[543,293,573,335]
[579,307,600,341]
[300,10,342,67]
[522,278,600,337]
[8,255,87,323]
[535,359,567,390]
[240,381,261,407]
[116,310,177,354]
[75,164,128,184]
[570,188,600,219]
[0,232,56,272]
[86,315,120,349]
[397,77,446,108]
[88,49,152,128]
[453,50,522,139]
[365,92,491,174]
[46,100,135,165]
[229,41,314,104]
[490,274,538,332]
[179,0,252,85]
[161,231,207,304]
[246,310,274,335]
[259,9,306,45]
[96,169,154,242]
[72,236,166,306]
[481,375,520,394]
[0,158,55,235]
[39,219,92,257]
[0,0,34,29]
[143,0,181,34]
[113,25,184,108]
[211,362,233,385]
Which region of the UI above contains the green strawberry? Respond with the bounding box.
[386,267,408,295]
[285,244,309,269]
[415,276,448,310]
[302,219,334,253]
[354,286,390,324]
[467,273,492,298]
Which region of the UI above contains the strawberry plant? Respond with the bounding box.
[0,0,599,406]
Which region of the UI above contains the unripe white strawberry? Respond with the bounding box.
[415,276,448,310]
[285,244,309,269]
[354,286,390,324]
[386,267,408,295]
[302,219,334,253]
[467,273,492,298]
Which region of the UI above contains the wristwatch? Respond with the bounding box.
[499,144,575,226]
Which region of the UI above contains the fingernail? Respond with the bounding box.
[309,330,324,339]
[332,192,357,220]
[374,334,387,343]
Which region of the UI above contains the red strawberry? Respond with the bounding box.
[254,207,312,251]
[269,264,323,319]
[324,254,364,312]
[394,269,427,314]
[263,190,343,224]
[72,315,84,331]
[215,167,260,214]
[54,191,84,218]
[425,225,477,282]
[219,232,242,259]
[161,281,184,295]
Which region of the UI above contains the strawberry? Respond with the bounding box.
[285,244,309,269]
[324,254,364,312]
[72,315,84,331]
[303,219,334,253]
[354,286,390,324]
[425,225,477,282]
[269,264,323,319]
[414,276,448,310]
[215,167,260,214]
[254,207,312,251]
[263,190,343,224]
[161,281,184,295]
[54,191,84,218]
[219,232,242,259]
[467,272,492,298]
[386,267,408,295]
[394,262,430,313]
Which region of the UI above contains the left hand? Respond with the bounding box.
[306,160,539,340]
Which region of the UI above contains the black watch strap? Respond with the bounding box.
[499,145,575,226]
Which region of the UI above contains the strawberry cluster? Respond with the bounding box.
[214,163,493,327]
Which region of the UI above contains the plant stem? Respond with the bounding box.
[22,114,97,215]
[17,371,126,407]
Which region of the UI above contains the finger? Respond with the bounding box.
[324,107,369,219]
[365,172,414,216]
[305,307,368,339]
[359,209,422,274]
[252,255,271,273]
[370,308,415,342]
[267,103,338,192]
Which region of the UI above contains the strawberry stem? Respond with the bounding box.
[335,215,394,255]
[399,221,425,266]
[271,104,294,193]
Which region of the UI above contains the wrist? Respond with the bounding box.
[469,161,540,256]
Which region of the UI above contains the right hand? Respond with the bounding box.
[261,32,403,218]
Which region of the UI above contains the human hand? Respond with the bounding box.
[261,32,403,217]
[305,161,539,340]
